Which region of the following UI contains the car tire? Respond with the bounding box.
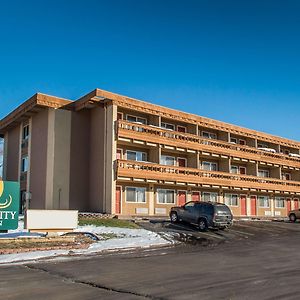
[198,218,208,231]
[289,214,297,223]
[170,212,179,223]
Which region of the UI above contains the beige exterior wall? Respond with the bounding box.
[2,132,8,179]
[52,109,72,209]
[30,109,49,208]
[120,184,150,215]
[5,125,20,181]
[69,109,91,211]
[106,104,117,214]
[38,108,72,210]
[89,105,106,212]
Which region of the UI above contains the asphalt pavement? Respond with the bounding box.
[2,220,300,300]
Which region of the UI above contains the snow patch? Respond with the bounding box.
[0,222,171,264]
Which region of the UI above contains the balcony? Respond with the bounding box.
[117,120,300,169]
[117,160,300,194]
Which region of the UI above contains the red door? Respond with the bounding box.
[250,196,257,216]
[116,149,122,160]
[294,199,299,210]
[287,199,292,214]
[192,192,200,202]
[240,195,247,215]
[115,186,121,214]
[178,191,186,206]
[239,167,246,175]
[178,158,186,167]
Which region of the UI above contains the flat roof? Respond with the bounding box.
[0,93,72,136]
[1,88,299,149]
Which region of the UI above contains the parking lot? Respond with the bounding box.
[139,218,300,246]
[1,220,300,299]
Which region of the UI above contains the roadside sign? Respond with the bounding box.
[0,181,20,230]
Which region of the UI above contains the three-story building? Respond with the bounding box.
[1,89,300,218]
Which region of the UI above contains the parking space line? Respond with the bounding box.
[229,229,255,236]
[200,232,225,240]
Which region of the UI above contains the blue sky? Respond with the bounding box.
[0,0,300,140]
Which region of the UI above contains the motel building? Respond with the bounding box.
[1,89,300,218]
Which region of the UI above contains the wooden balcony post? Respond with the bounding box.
[270,195,275,217]
[148,184,155,215]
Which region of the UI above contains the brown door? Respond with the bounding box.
[177,126,186,133]
[192,192,200,202]
[115,186,121,214]
[117,112,123,120]
[178,191,186,206]
[287,199,292,214]
[250,196,257,216]
[178,158,186,167]
[240,195,247,215]
[239,167,246,175]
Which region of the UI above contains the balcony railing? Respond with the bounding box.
[117,159,300,193]
[117,120,300,168]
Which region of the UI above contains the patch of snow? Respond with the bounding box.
[0,224,172,264]
[0,250,68,264]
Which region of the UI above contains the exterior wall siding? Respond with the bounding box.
[2,89,300,218]
[30,109,49,209]
[69,109,91,211]
[5,125,20,182]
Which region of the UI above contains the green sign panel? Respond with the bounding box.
[0,181,20,230]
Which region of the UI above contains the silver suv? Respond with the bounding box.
[170,201,233,231]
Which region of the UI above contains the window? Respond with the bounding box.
[230,137,237,144]
[239,139,246,146]
[160,155,176,166]
[230,166,239,174]
[281,149,290,155]
[125,187,146,203]
[282,173,291,181]
[126,150,147,162]
[161,122,175,131]
[258,143,268,148]
[202,161,218,171]
[157,189,175,204]
[258,196,270,208]
[258,169,269,178]
[22,125,29,140]
[202,131,217,139]
[184,202,195,208]
[275,197,285,208]
[202,192,218,202]
[231,166,246,175]
[225,194,238,206]
[126,115,147,125]
[21,156,29,173]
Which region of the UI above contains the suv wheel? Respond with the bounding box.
[170,212,179,223]
[289,214,297,223]
[198,218,208,231]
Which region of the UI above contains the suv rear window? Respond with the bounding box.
[214,205,231,214]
